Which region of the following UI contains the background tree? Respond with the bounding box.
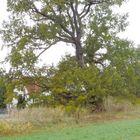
[0,80,6,109]
[0,69,9,109]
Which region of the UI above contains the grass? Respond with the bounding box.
[1,118,140,140]
[1,98,140,139]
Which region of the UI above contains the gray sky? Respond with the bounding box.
[0,0,140,67]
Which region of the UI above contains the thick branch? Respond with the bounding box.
[31,4,74,39]
[70,2,79,38]
[66,9,75,37]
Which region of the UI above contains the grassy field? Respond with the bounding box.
[1,118,140,140]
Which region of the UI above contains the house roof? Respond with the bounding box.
[25,83,41,93]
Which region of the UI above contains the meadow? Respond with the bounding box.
[1,98,140,140]
[1,118,140,140]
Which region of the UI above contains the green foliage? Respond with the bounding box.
[0,69,9,108]
[83,4,128,66]
[0,82,6,109]
[1,0,139,111]
[47,53,140,111]
[48,57,104,109]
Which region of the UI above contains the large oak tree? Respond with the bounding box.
[1,0,126,69]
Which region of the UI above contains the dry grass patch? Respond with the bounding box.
[103,96,133,112]
[8,107,76,125]
[0,120,33,136]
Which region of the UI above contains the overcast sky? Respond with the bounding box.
[0,0,140,67]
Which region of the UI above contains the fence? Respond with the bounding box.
[0,108,8,119]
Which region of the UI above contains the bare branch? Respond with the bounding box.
[36,40,58,59]
[56,36,74,43]
[80,0,109,19]
[88,0,109,5]
[80,4,91,19]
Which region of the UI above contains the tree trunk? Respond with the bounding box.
[75,41,84,67]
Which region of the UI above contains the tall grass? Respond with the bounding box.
[8,107,76,125]
[0,107,89,136]
[103,96,133,112]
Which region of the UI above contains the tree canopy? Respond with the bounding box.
[1,0,127,70]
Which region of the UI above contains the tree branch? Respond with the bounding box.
[80,4,91,19]
[36,40,58,59]
[80,0,109,19]
[66,9,75,37]
[31,4,74,39]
